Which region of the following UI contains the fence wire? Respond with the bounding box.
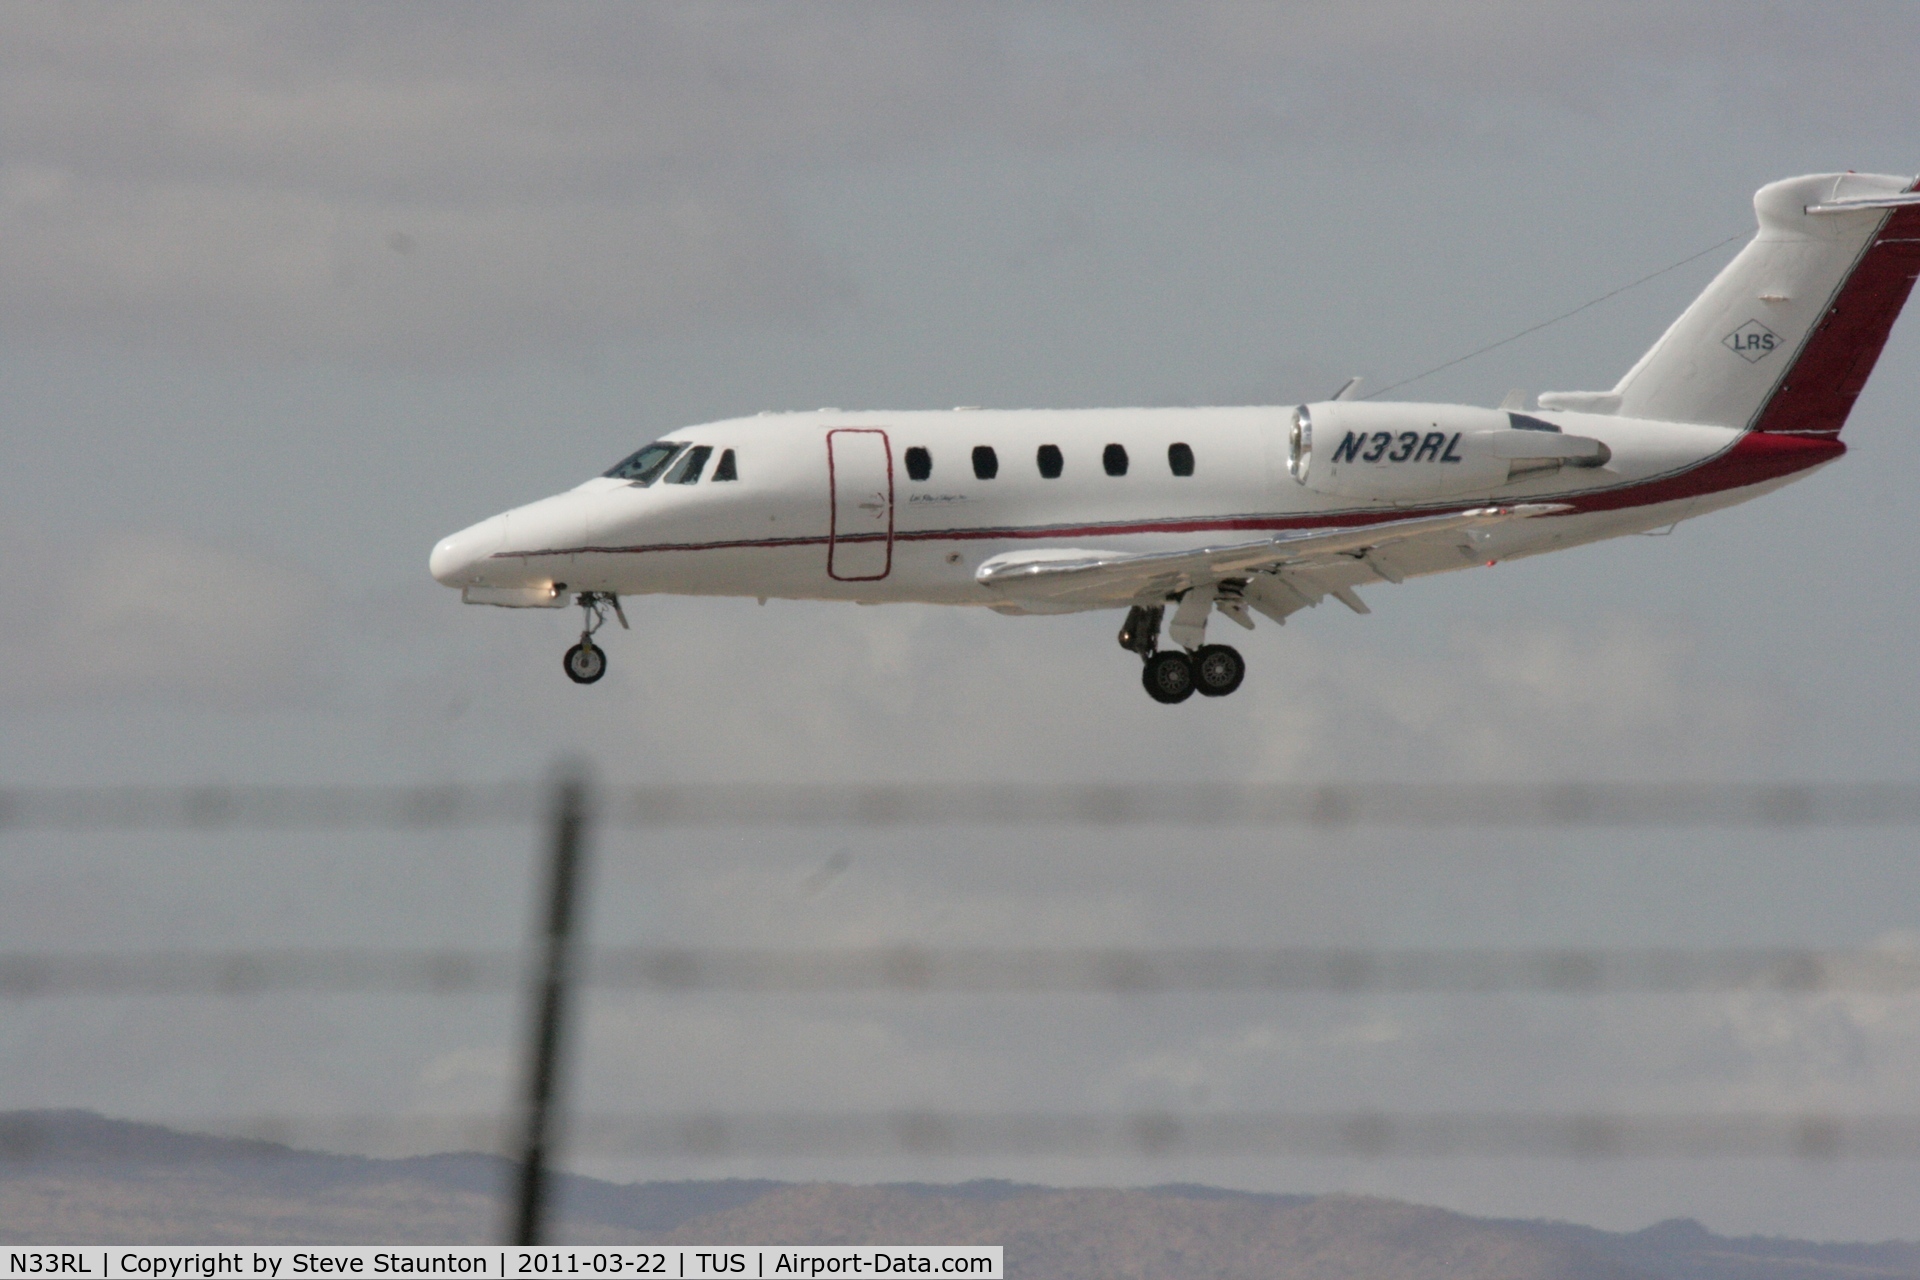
[7,1111,1916,1162]
[8,779,1920,1181]
[4,945,1920,998]
[5,782,1920,831]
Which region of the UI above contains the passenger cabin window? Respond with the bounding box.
[1168,442,1195,476]
[905,446,932,481]
[1103,443,1129,476]
[605,441,686,486]
[663,444,713,484]
[1036,444,1063,478]
[972,445,999,480]
[711,448,738,481]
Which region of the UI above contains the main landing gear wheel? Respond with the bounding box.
[563,641,607,684]
[1142,650,1195,704]
[1193,644,1246,697]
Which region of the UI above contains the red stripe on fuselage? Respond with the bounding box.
[499,430,1841,560]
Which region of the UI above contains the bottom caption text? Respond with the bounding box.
[6,1251,1003,1280]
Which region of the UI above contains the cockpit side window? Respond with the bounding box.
[712,449,738,481]
[664,444,714,484]
[606,441,687,485]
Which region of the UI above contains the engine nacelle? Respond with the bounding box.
[1288,402,1609,502]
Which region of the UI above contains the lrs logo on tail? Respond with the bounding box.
[1724,319,1780,362]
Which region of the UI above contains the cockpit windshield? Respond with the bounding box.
[604,441,687,485]
[662,444,713,484]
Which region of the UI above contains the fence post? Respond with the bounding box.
[508,763,592,1245]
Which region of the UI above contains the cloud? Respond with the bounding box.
[1236,616,1785,780]
[1652,972,1920,1111]
[0,167,829,362]
[430,598,1786,783]
[0,528,328,709]
[577,1002,973,1112]
[4,2,1915,363]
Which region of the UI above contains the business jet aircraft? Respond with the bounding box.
[431,172,1920,702]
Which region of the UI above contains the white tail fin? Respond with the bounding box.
[1540,172,1920,434]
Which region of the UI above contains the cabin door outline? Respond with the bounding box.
[826,428,895,581]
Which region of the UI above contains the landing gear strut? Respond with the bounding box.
[563,592,627,685]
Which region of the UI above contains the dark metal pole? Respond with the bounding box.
[508,764,591,1245]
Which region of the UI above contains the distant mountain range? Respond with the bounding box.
[2,1111,1916,1279]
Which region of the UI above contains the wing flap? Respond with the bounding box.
[975,504,1567,604]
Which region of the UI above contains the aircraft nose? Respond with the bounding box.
[429,514,508,586]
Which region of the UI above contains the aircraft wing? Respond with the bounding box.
[975,503,1568,607]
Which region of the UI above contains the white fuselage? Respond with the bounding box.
[427,403,1827,612]
[427,171,1913,698]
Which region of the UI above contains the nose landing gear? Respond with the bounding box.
[563,592,627,685]
[563,641,607,684]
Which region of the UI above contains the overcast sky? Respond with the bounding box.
[3,0,1920,1241]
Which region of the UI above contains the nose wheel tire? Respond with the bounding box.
[1193,644,1246,697]
[563,641,607,684]
[1142,650,1195,704]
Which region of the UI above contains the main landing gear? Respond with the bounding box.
[563,591,627,685]
[1192,643,1247,696]
[1120,602,1247,704]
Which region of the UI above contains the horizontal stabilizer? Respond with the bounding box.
[1535,391,1621,414]
[1805,192,1920,214]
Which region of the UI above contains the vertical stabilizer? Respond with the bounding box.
[1554,173,1920,434]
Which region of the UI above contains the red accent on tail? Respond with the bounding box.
[1754,181,1920,435]
[1562,430,1843,515]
